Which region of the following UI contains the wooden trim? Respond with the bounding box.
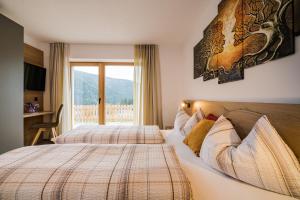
[104,62,134,66]
[70,68,74,128]
[70,62,99,67]
[70,62,134,67]
[99,63,105,124]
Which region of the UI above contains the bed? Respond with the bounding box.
[169,100,300,200]
[54,125,164,144]
[164,129,297,200]
[0,144,191,200]
[1,100,299,200]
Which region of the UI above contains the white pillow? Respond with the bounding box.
[195,109,204,121]
[200,115,300,198]
[182,110,204,136]
[174,109,190,132]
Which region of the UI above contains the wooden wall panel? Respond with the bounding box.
[24,43,43,67]
[24,44,44,108]
[24,43,45,145]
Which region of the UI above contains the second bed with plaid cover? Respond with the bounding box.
[54,125,164,144]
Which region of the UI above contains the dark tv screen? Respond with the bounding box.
[24,63,46,91]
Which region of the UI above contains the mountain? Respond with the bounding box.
[73,70,133,105]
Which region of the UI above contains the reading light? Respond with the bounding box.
[181,102,186,108]
[181,101,191,108]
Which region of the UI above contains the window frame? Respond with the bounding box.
[70,62,134,126]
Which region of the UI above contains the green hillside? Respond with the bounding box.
[73,70,133,105]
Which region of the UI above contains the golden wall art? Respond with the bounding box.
[194,0,295,84]
[295,0,300,35]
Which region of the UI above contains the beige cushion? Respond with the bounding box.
[183,119,215,156]
[200,115,300,198]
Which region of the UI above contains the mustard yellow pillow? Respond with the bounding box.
[183,119,215,156]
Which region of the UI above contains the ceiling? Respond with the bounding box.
[0,0,208,45]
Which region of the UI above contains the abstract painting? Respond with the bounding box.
[295,0,300,36]
[194,0,295,84]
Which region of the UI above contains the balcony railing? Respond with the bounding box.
[73,104,134,126]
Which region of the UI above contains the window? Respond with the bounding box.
[71,62,134,127]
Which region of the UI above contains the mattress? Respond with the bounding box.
[163,129,297,200]
[0,144,191,200]
[54,125,164,144]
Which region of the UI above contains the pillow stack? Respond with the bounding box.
[174,109,204,136]
[200,115,300,198]
[173,107,300,197]
[173,109,218,156]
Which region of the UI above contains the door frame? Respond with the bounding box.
[70,62,134,126]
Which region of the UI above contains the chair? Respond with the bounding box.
[31,104,64,145]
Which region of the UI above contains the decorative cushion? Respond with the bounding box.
[205,113,218,121]
[182,110,204,136]
[183,119,215,156]
[174,109,190,132]
[200,115,300,198]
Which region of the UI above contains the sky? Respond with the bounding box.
[74,65,134,81]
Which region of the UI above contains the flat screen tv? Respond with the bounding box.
[24,63,46,91]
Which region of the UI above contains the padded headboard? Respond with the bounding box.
[184,100,300,160]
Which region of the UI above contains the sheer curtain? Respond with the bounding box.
[133,45,163,128]
[133,61,143,125]
[49,43,71,134]
[62,45,72,133]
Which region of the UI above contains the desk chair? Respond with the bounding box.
[31,104,63,145]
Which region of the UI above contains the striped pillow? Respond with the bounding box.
[174,109,191,133]
[182,111,204,136]
[200,115,300,198]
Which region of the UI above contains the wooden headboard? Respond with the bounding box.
[183,100,300,160]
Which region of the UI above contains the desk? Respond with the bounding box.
[24,111,53,145]
[24,111,53,118]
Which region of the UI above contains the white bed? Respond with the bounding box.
[161,129,297,200]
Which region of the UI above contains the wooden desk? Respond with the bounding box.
[24,111,53,118]
[24,111,53,145]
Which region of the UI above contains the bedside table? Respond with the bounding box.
[164,125,174,130]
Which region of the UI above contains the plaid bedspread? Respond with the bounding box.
[54,125,164,144]
[0,144,191,200]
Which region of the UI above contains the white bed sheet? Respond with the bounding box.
[161,129,297,200]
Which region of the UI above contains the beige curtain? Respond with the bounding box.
[134,45,163,128]
[49,43,71,134]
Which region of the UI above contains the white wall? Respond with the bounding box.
[179,0,300,105]
[159,44,185,126]
[24,34,51,111]
[69,44,134,62]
